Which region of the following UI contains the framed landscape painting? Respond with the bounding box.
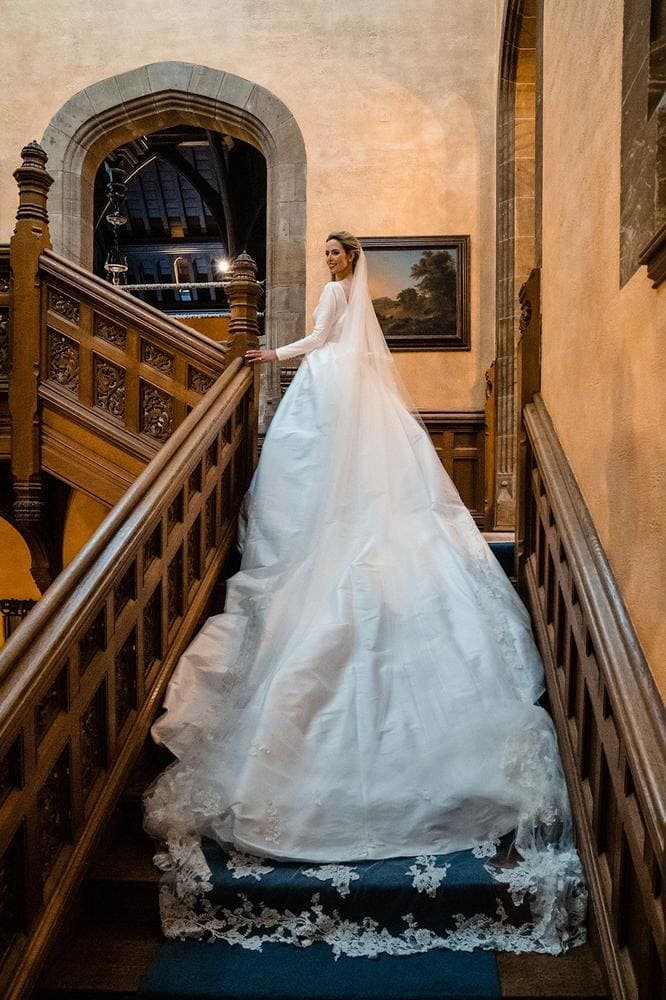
[358,236,470,351]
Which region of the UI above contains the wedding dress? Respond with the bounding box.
[143,250,586,956]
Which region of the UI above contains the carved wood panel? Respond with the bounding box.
[0,310,9,379]
[421,411,486,526]
[41,253,226,451]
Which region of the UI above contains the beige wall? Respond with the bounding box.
[0,518,41,650]
[540,2,666,696]
[62,490,110,568]
[0,0,500,411]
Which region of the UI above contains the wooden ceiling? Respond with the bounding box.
[93,126,267,283]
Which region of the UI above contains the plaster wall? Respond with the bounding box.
[0,0,500,410]
[0,518,41,650]
[540,2,666,695]
[62,490,110,568]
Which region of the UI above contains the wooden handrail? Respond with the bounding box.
[0,357,243,687]
[40,249,229,369]
[0,356,256,999]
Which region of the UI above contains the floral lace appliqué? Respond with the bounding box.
[302,864,360,898]
[158,884,587,959]
[406,855,450,898]
[471,839,500,859]
[226,850,275,881]
[260,801,281,845]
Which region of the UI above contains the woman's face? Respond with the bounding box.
[325,239,353,280]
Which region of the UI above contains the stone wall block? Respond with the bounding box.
[216,73,255,113]
[269,116,306,166]
[49,89,98,142]
[115,66,154,107]
[146,61,195,96]
[244,85,293,133]
[84,76,130,121]
[189,65,228,101]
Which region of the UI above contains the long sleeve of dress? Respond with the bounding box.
[275,283,339,361]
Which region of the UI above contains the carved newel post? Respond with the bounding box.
[225,251,263,356]
[515,267,541,594]
[9,141,53,524]
[225,251,263,466]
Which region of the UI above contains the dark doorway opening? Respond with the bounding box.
[92,125,266,327]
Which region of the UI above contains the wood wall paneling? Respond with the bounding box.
[421,411,486,526]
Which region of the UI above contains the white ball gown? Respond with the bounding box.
[143,250,586,956]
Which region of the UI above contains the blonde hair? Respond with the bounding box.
[326,230,362,272]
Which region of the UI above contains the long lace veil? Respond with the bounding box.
[336,246,430,432]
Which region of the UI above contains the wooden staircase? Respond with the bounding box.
[0,142,263,1000]
[0,144,662,1000]
[32,737,608,1000]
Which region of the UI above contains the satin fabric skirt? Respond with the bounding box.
[145,342,572,865]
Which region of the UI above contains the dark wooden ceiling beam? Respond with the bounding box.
[206,130,237,256]
[155,145,225,236]
[152,159,171,236]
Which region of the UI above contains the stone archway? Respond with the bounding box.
[494,1,540,529]
[40,61,307,420]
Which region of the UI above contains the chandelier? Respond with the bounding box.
[104,175,129,285]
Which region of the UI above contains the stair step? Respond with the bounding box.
[497,946,607,998]
[33,921,161,998]
[88,831,159,884]
[34,933,607,1000]
[138,939,502,999]
[80,826,161,931]
[34,732,608,1000]
[157,835,537,942]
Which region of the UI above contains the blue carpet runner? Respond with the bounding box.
[139,940,500,999]
[138,840,503,999]
[140,540,513,997]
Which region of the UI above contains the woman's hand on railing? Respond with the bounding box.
[245,348,277,364]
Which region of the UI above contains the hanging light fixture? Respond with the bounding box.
[104,173,129,285]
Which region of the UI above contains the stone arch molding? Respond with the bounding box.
[41,61,307,415]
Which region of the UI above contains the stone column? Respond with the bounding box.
[9,141,53,525]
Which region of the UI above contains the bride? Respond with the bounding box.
[143,231,585,954]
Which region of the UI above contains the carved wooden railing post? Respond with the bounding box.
[515,267,541,591]
[8,141,53,525]
[483,362,496,530]
[225,251,263,467]
[225,251,262,357]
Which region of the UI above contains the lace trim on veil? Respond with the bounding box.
[152,843,586,958]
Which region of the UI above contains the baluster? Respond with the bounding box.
[224,251,262,468]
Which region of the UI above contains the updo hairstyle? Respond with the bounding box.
[326,230,362,272]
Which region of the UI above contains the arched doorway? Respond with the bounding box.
[40,62,307,423]
[494,1,540,528]
[92,124,267,347]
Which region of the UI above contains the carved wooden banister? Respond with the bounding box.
[38,247,231,501]
[5,141,262,515]
[0,356,255,999]
[522,396,665,1000]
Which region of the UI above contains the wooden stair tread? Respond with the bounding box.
[35,922,161,994]
[123,741,174,801]
[33,730,609,999]
[88,834,160,885]
[498,944,607,997]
